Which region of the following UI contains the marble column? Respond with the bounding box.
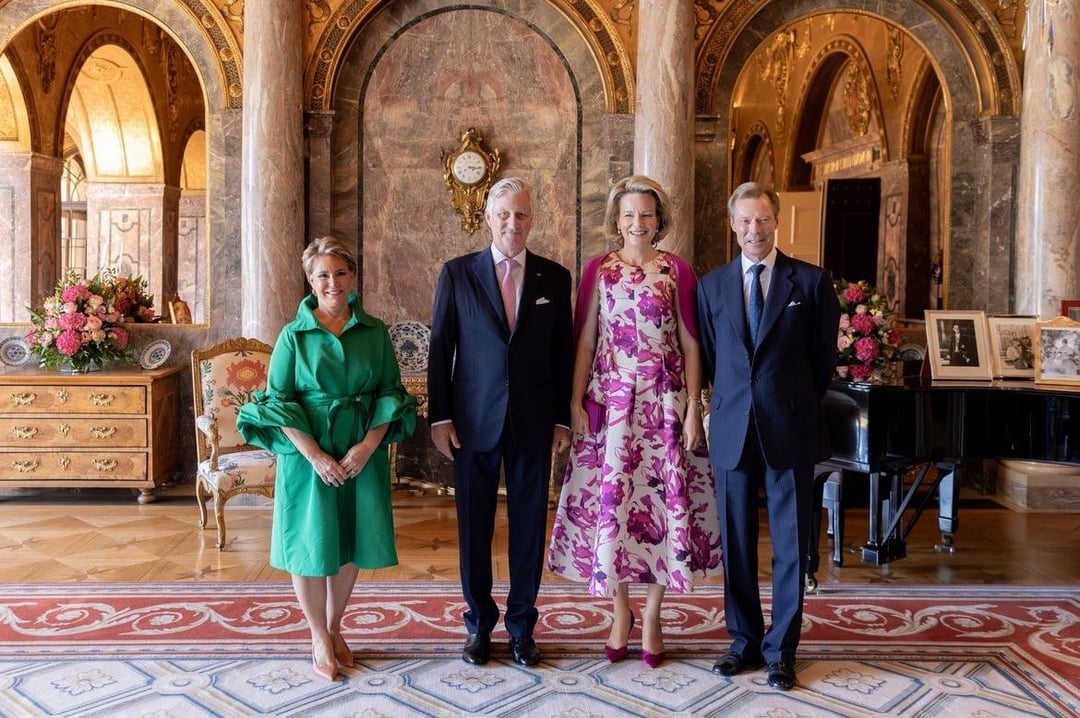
[1016,0,1080,319]
[634,0,695,261]
[242,0,305,342]
[1006,2,1080,511]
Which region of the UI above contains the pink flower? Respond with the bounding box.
[54,330,83,356]
[838,313,850,330]
[837,334,852,350]
[842,285,867,303]
[849,364,873,380]
[851,312,876,335]
[58,312,87,331]
[61,284,90,303]
[110,326,129,348]
[854,336,880,362]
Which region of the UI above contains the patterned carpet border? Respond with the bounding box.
[1,582,1077,717]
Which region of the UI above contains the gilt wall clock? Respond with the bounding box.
[442,128,500,234]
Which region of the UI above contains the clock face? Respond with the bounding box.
[452,150,487,185]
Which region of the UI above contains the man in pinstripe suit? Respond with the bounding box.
[696,182,839,691]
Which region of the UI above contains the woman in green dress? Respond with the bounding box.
[238,236,416,682]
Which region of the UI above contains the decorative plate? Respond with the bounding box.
[388,320,431,375]
[0,336,31,367]
[139,339,172,370]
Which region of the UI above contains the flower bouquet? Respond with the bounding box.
[107,270,156,323]
[834,278,902,382]
[26,270,142,372]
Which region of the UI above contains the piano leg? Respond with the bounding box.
[934,462,959,553]
[805,468,835,593]
[823,471,844,566]
[861,470,908,565]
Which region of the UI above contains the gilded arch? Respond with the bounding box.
[696,0,1020,117]
[0,1,242,111]
[783,36,889,186]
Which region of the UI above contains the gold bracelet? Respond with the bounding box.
[686,396,702,409]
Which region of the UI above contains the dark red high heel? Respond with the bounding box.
[641,649,666,668]
[604,614,635,663]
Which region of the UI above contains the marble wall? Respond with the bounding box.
[329,0,629,325]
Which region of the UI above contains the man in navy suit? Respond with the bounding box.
[428,177,573,667]
[696,182,839,691]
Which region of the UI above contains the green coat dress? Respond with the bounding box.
[237,294,416,576]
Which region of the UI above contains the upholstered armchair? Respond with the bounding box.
[192,337,276,548]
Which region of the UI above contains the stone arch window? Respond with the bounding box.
[60,151,87,277]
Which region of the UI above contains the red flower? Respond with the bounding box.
[226,359,267,391]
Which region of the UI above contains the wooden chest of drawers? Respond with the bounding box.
[0,365,182,503]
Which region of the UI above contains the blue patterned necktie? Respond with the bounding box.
[748,263,765,344]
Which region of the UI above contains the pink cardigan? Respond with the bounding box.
[573,250,700,346]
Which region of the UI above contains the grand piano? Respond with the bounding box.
[809,376,1080,587]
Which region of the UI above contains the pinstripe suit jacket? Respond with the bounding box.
[696,250,839,471]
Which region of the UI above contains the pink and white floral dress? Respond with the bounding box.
[546,251,721,597]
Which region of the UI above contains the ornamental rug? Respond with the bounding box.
[0,582,1077,717]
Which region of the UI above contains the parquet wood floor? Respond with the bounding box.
[0,486,1076,586]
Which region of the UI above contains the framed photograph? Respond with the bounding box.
[986,315,1037,378]
[1061,300,1080,321]
[923,310,993,380]
[1035,316,1080,386]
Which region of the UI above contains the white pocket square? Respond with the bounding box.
[535,297,551,305]
[787,300,802,307]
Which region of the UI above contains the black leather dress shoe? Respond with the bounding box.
[462,633,491,665]
[766,660,797,690]
[509,637,541,667]
[712,650,765,676]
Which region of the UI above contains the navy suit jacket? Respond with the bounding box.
[697,251,839,471]
[427,249,573,454]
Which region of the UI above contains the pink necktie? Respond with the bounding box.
[499,257,517,330]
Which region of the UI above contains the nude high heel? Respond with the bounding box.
[331,632,355,668]
[312,645,339,681]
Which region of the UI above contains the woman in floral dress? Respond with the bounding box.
[547,176,721,667]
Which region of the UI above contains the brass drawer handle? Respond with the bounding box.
[59,456,70,469]
[57,389,68,403]
[12,459,39,473]
[10,393,37,406]
[10,426,38,439]
[92,458,118,472]
[88,393,116,407]
[89,426,117,439]
[58,423,70,437]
